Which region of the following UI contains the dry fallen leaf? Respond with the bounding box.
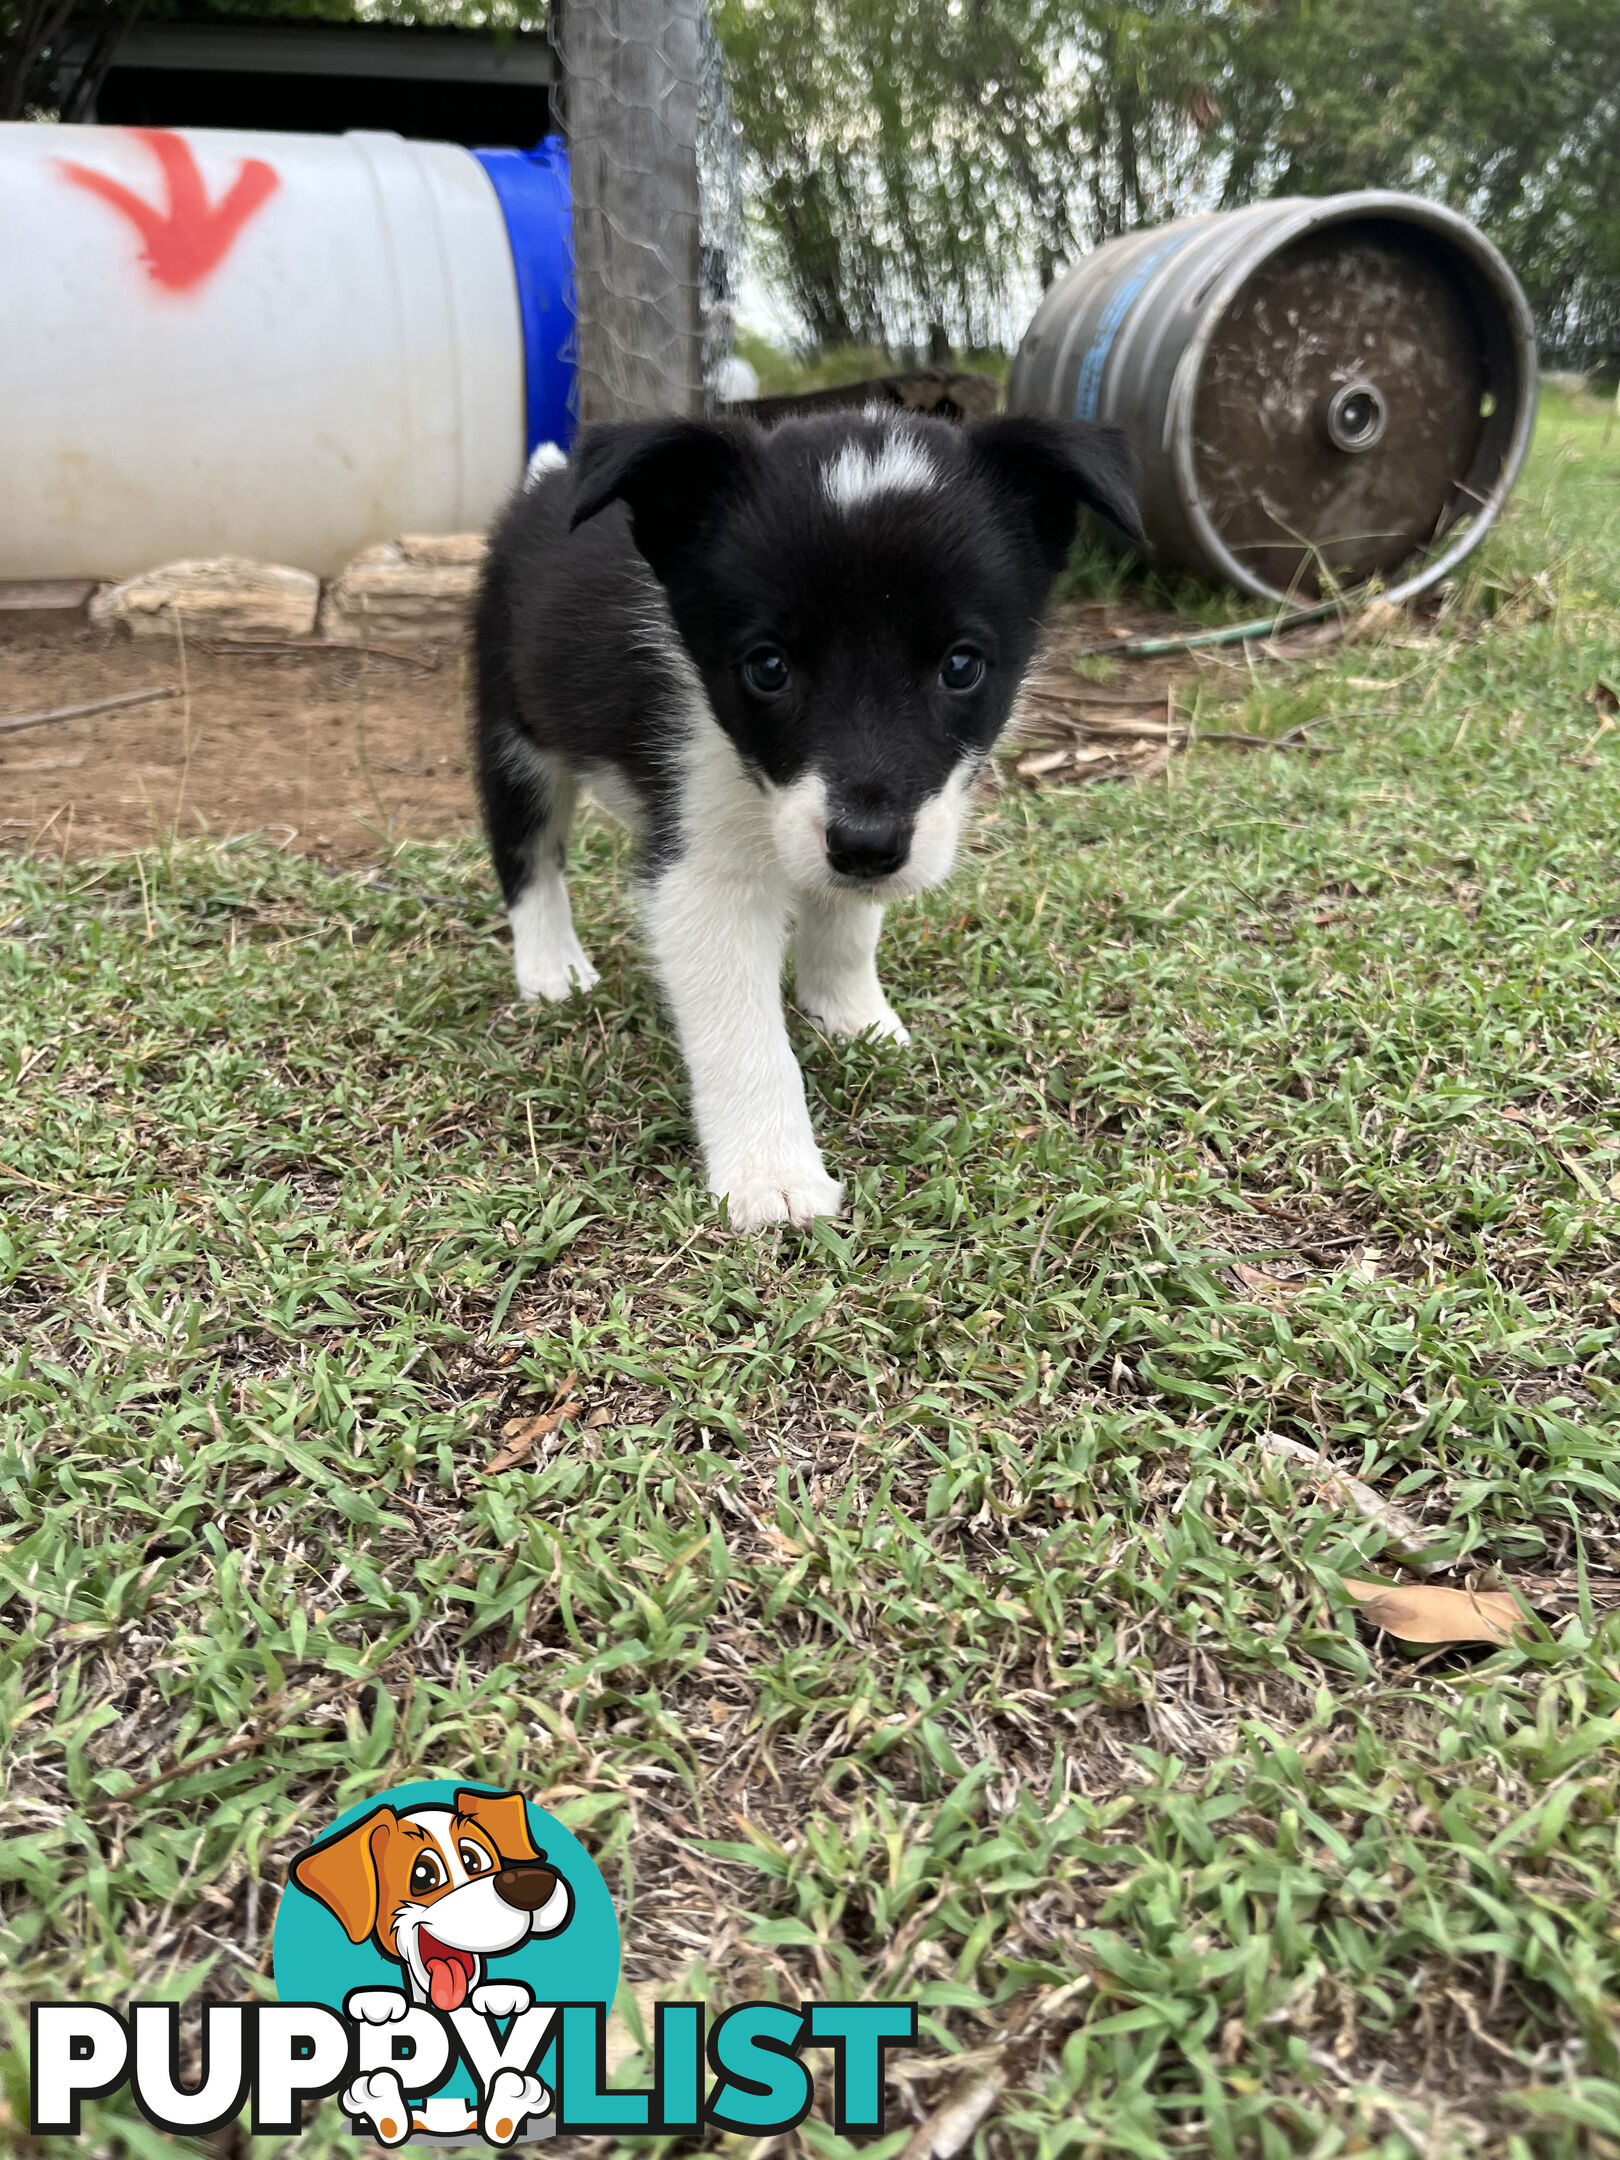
[1232,1259,1308,1304]
[899,2071,1005,2160]
[1263,1435,1441,1570]
[1016,746,1079,777]
[759,1526,808,1558]
[1343,1577,1526,1645]
[486,1391,581,1474]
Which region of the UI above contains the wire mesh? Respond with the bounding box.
[696,6,745,409]
[552,0,742,427]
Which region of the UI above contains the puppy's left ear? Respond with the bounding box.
[570,419,759,584]
[291,1805,395,1943]
[966,415,1142,573]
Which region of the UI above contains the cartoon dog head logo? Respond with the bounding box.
[292,1786,574,2013]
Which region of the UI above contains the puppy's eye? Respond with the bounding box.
[742,647,791,698]
[409,1854,445,1896]
[459,1841,490,1875]
[940,647,985,693]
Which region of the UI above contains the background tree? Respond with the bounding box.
[715,0,1620,369]
[712,0,1228,348]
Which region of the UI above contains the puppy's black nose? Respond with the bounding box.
[825,815,909,881]
[493,1863,559,1911]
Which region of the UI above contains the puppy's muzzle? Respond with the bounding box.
[825,813,910,882]
[494,1863,560,1911]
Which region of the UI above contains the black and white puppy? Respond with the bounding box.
[473,409,1138,1230]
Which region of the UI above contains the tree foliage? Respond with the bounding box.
[712,0,1620,366]
[711,0,1226,346]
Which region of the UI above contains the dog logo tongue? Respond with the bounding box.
[420,1933,473,2011]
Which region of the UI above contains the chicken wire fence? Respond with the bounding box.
[550,0,745,426]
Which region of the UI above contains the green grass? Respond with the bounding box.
[734,332,1011,398]
[4,389,1620,2159]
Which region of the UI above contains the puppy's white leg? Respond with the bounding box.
[794,893,909,1043]
[510,865,599,1002]
[498,757,598,1002]
[645,862,842,1231]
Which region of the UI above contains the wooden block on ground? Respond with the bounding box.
[397,533,488,567]
[90,559,319,639]
[0,579,98,612]
[318,537,486,641]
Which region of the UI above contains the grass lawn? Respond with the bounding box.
[4,389,1620,2160]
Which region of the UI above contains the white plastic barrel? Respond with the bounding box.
[0,123,574,579]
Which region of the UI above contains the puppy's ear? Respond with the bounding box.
[569,419,757,582]
[291,1805,395,1943]
[453,1786,539,1865]
[966,415,1142,573]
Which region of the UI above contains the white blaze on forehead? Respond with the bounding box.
[821,434,938,511]
[404,1809,468,1887]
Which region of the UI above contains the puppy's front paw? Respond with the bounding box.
[805,995,910,1045]
[342,2069,411,2145]
[471,1979,534,2019]
[514,944,600,1002]
[483,2068,551,2145]
[345,1987,410,2025]
[721,1166,844,1232]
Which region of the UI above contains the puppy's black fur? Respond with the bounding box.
[474,409,1138,1228]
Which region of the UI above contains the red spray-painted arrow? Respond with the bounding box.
[59,128,278,293]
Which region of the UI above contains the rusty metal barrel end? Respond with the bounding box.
[1009,191,1538,606]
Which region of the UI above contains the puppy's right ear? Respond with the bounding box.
[291,1805,395,1944]
[966,415,1142,575]
[569,419,757,583]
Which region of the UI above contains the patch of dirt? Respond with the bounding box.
[0,616,478,864]
[0,592,1366,865]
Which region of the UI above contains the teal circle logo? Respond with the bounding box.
[273,1780,619,2144]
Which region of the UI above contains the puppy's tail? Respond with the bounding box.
[524,441,569,492]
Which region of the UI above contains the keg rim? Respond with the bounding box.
[1163,189,1539,607]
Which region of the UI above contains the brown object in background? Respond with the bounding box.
[737,366,1002,426]
[1190,226,1491,595]
[0,594,1208,864]
[1008,192,1536,606]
